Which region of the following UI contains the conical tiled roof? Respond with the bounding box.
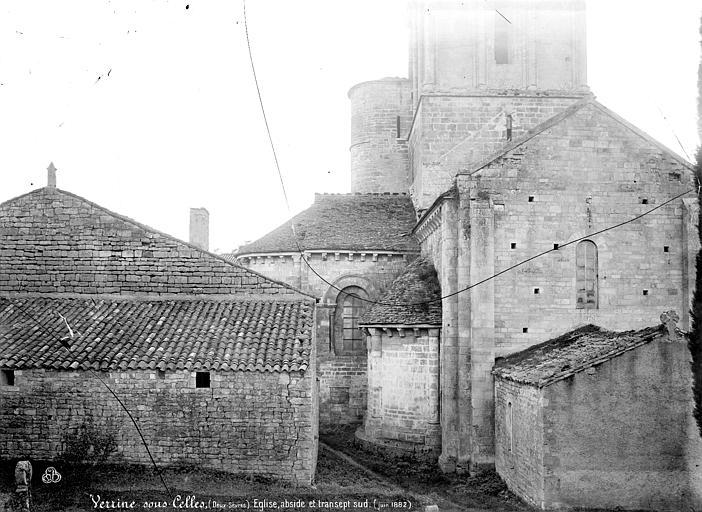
[360,256,441,326]
[236,193,419,255]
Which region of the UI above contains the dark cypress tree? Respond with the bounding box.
[689,14,702,437]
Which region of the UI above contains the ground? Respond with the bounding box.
[0,429,648,511]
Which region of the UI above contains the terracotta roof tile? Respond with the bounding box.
[359,257,441,326]
[236,193,419,255]
[0,297,313,372]
[492,324,665,387]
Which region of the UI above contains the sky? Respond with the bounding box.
[0,0,700,254]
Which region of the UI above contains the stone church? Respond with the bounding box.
[234,0,699,498]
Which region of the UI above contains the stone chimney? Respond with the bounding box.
[47,162,57,188]
[189,208,209,251]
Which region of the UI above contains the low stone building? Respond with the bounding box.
[492,315,702,511]
[0,179,318,483]
[233,193,419,429]
[357,257,441,459]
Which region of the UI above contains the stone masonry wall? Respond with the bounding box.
[0,368,317,484]
[349,78,412,194]
[240,252,413,429]
[472,103,697,355]
[409,2,587,99]
[543,338,702,511]
[494,378,544,508]
[359,328,441,459]
[409,94,584,209]
[0,188,300,296]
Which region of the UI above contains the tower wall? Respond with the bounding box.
[349,78,412,194]
[409,0,588,101]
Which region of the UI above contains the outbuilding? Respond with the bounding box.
[492,313,702,511]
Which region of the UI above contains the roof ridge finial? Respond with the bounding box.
[47,162,57,189]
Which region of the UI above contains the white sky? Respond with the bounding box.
[0,1,700,253]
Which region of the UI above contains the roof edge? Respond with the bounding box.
[1,187,316,300]
[359,323,441,329]
[492,324,666,388]
[0,292,316,303]
[588,100,695,169]
[457,95,594,177]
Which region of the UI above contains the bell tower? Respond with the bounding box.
[408,0,588,101]
[406,0,590,210]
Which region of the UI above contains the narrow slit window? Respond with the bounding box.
[505,114,513,141]
[506,401,513,452]
[495,12,510,64]
[196,371,210,388]
[575,240,598,309]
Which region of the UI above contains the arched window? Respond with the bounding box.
[334,286,369,355]
[576,240,598,309]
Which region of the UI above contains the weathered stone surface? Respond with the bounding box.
[0,368,317,484]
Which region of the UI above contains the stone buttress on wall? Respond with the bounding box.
[416,98,697,472]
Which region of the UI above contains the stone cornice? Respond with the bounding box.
[237,250,419,266]
[413,204,443,244]
[363,326,441,338]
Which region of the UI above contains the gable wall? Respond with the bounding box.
[409,95,584,210]
[542,338,701,510]
[0,189,299,296]
[470,104,696,356]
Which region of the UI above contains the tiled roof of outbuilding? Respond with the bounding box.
[0,296,313,372]
[359,257,441,326]
[492,324,666,387]
[236,193,419,255]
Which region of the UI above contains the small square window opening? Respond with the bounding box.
[642,289,649,296]
[1,369,15,386]
[196,371,211,388]
[510,242,516,249]
[534,288,540,294]
[663,246,669,253]
[528,196,534,202]
[522,327,528,333]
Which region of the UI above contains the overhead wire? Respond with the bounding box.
[4,300,171,495]
[241,1,697,309]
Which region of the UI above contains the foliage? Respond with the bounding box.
[691,14,702,438]
[61,417,117,464]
